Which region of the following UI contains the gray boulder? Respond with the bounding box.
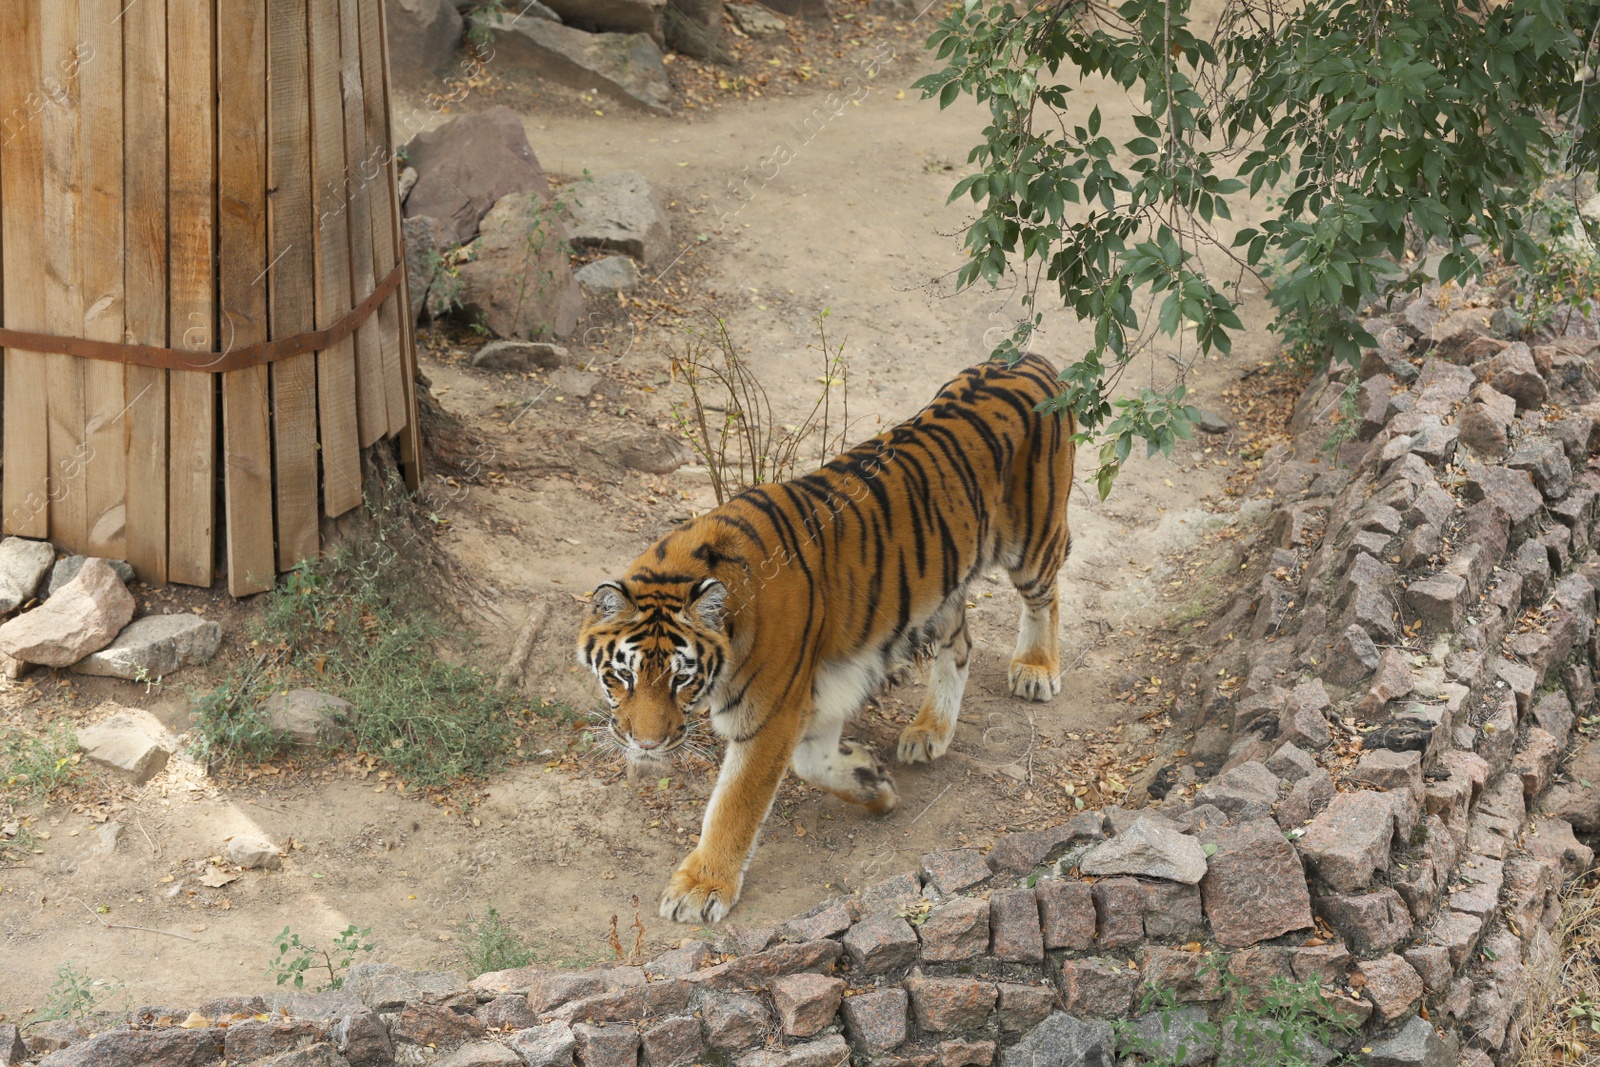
[728,2,786,35]
[471,15,673,113]
[664,0,725,60]
[72,613,222,680]
[566,172,671,264]
[1000,1012,1113,1067]
[456,191,585,341]
[259,689,354,750]
[403,108,551,247]
[0,538,57,613]
[576,255,641,292]
[1078,817,1208,884]
[402,215,454,322]
[471,341,569,372]
[384,0,464,86]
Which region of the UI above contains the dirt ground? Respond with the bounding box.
[0,2,1294,1019]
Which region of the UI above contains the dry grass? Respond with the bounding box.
[1522,873,1600,1065]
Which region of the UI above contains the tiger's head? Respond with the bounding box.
[576,576,730,760]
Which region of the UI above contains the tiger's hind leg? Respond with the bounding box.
[897,600,971,763]
[1007,539,1067,702]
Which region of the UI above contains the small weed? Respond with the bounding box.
[0,723,78,804]
[1116,955,1362,1066]
[461,906,536,977]
[191,475,522,787]
[1319,381,1361,461]
[1508,183,1600,338]
[40,961,121,1022]
[670,309,855,506]
[269,924,375,992]
[424,245,468,319]
[187,662,280,770]
[463,0,510,48]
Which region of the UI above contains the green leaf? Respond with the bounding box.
[1202,843,1218,857]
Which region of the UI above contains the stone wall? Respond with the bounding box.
[10,291,1600,1067]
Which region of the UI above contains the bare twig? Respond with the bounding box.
[75,898,199,942]
[908,784,954,826]
[496,601,551,692]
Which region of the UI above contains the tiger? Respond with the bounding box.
[577,352,1076,923]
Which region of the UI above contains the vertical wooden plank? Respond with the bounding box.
[81,0,128,560]
[0,7,52,538]
[308,0,362,518]
[358,0,407,437]
[123,0,170,584]
[340,0,387,447]
[167,0,217,586]
[375,0,423,489]
[268,0,320,569]
[218,0,275,596]
[41,0,88,553]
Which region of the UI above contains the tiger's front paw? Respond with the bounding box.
[1008,660,1060,702]
[660,849,740,924]
[897,719,952,764]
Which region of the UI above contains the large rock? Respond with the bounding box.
[403,215,453,322]
[33,1029,224,1067]
[1193,761,1279,819]
[727,2,787,35]
[566,172,671,265]
[1199,819,1314,947]
[471,341,568,372]
[1540,739,1600,833]
[841,913,919,974]
[1078,817,1207,884]
[259,689,354,750]
[1363,1014,1455,1067]
[598,429,693,475]
[384,0,465,87]
[471,15,673,113]
[998,1012,1113,1067]
[770,973,843,1038]
[404,109,550,247]
[575,254,641,292]
[45,554,136,597]
[664,0,725,59]
[0,538,59,612]
[839,988,907,1055]
[73,613,221,680]
[1507,436,1573,501]
[76,707,172,785]
[1480,342,1547,410]
[0,558,133,666]
[1297,791,1394,892]
[456,192,584,341]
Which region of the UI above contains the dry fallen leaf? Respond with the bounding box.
[179,1013,213,1029]
[200,869,240,888]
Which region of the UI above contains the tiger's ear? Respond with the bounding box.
[685,578,728,632]
[590,581,632,621]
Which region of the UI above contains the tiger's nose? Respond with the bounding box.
[632,736,661,750]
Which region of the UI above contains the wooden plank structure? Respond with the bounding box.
[0,0,422,595]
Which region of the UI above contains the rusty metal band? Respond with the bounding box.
[0,261,405,374]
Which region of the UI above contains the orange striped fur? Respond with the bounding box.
[578,354,1076,923]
